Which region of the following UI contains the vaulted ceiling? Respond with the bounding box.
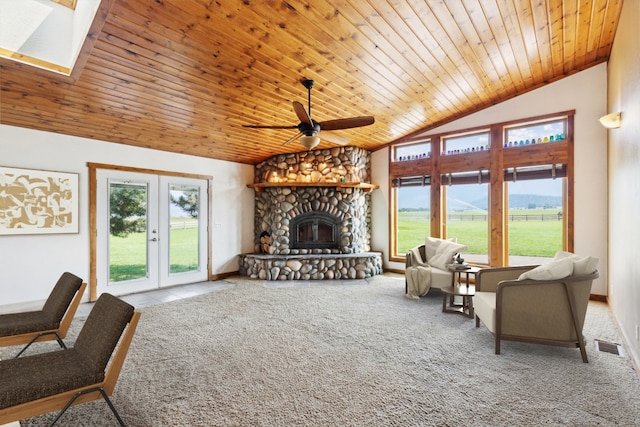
[0,0,623,165]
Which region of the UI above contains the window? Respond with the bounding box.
[444,180,489,265]
[391,141,432,255]
[388,111,573,266]
[394,182,430,253]
[393,140,431,161]
[442,131,490,155]
[505,120,566,148]
[506,177,563,265]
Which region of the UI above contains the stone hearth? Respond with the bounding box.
[239,252,382,280]
[240,146,382,280]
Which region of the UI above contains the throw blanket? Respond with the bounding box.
[405,247,432,299]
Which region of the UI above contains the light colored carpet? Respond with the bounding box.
[2,274,639,426]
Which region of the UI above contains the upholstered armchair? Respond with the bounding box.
[0,293,141,426]
[0,272,87,357]
[474,254,599,362]
[405,237,468,298]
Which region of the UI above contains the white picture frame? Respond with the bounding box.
[0,166,79,235]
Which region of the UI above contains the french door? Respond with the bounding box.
[96,169,209,296]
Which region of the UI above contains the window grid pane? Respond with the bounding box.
[396,187,430,253]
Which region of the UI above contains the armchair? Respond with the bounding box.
[405,237,468,297]
[0,272,87,357]
[0,293,141,426]
[474,265,599,362]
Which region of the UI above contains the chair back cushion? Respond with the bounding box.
[74,293,134,373]
[41,272,83,325]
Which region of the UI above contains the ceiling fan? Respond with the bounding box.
[243,79,375,149]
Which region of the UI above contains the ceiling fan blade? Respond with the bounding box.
[321,132,350,146]
[319,116,375,131]
[242,124,298,129]
[283,131,303,146]
[293,101,312,126]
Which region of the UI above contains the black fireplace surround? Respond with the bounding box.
[290,211,340,250]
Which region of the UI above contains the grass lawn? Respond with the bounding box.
[398,209,562,256]
[110,210,561,281]
[110,227,199,282]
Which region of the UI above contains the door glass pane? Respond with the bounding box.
[507,178,563,265]
[109,182,148,283]
[169,184,200,274]
[445,183,489,264]
[396,186,430,254]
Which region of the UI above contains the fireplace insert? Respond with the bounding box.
[290,211,340,250]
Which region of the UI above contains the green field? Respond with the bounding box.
[110,210,561,280]
[398,209,562,256]
[109,226,199,282]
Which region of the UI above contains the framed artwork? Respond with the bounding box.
[0,166,79,235]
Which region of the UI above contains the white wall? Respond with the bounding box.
[0,124,255,309]
[372,64,609,295]
[606,0,640,371]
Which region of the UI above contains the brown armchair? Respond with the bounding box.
[0,293,141,426]
[0,272,87,357]
[474,265,599,362]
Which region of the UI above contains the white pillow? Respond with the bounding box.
[424,237,443,261]
[518,257,574,280]
[424,237,457,261]
[428,240,468,270]
[554,251,599,275]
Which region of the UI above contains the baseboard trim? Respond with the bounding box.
[210,271,238,281]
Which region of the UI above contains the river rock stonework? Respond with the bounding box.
[239,252,383,280]
[240,146,382,280]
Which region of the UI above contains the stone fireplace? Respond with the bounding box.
[239,146,382,280]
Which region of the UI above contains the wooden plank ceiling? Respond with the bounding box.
[0,0,622,165]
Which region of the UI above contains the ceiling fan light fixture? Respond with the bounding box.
[300,135,320,149]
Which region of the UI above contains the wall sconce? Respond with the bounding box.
[599,112,621,129]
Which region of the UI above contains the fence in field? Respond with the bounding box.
[447,213,562,221]
[170,220,198,229]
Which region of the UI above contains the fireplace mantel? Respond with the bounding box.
[247,182,378,193]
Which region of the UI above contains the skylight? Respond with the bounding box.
[0,0,100,75]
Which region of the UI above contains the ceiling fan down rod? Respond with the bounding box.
[303,79,314,118]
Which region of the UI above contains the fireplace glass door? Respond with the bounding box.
[291,212,340,250]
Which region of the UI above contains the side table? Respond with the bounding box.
[442,265,480,318]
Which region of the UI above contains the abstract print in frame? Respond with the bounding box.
[0,166,79,235]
